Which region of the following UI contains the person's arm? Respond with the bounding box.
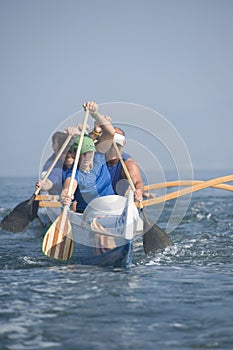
[83,101,115,153]
[36,166,62,192]
[35,178,53,191]
[60,177,78,206]
[124,159,144,202]
[89,116,112,142]
[64,125,87,137]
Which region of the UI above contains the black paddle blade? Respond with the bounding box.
[0,196,39,233]
[141,209,173,254]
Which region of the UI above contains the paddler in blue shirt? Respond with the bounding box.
[105,127,144,203]
[35,128,78,195]
[90,122,144,203]
[60,101,115,213]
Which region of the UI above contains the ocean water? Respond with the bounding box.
[0,176,233,350]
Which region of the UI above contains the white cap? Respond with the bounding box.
[114,132,125,146]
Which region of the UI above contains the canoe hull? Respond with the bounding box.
[71,241,133,267]
[41,191,140,267]
[69,192,138,267]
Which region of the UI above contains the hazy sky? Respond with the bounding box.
[1,0,233,178]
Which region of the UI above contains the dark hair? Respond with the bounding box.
[114,127,125,136]
[67,148,75,157]
[52,131,73,156]
[52,131,67,147]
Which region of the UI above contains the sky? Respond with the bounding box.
[1,0,233,180]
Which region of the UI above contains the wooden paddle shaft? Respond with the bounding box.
[112,140,136,192]
[112,140,143,209]
[67,108,89,197]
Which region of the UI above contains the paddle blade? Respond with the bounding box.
[0,196,39,233]
[141,209,173,254]
[42,210,74,260]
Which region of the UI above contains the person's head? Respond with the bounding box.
[64,150,75,169]
[105,127,126,164]
[72,135,96,171]
[52,131,68,154]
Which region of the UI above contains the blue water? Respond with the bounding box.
[0,176,233,350]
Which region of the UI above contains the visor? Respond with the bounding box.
[114,133,125,146]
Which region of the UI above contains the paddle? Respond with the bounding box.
[42,108,89,260]
[136,174,233,208]
[0,132,75,233]
[112,140,173,254]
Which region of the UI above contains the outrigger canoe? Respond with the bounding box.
[42,190,143,267]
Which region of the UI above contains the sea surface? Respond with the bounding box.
[0,176,233,350]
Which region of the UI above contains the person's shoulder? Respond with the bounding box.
[62,165,72,175]
[94,151,105,160]
[64,166,74,178]
[43,154,55,170]
[94,151,107,166]
[122,151,132,160]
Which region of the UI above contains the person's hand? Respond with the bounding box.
[65,126,81,136]
[35,179,44,190]
[77,123,90,134]
[60,189,74,206]
[143,192,155,199]
[65,124,90,136]
[134,188,143,203]
[71,200,77,212]
[83,101,98,117]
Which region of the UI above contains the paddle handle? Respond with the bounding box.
[112,140,135,189]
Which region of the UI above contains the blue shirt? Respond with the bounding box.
[107,151,131,195]
[65,152,115,212]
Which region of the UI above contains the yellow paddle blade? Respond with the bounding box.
[42,209,74,260]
